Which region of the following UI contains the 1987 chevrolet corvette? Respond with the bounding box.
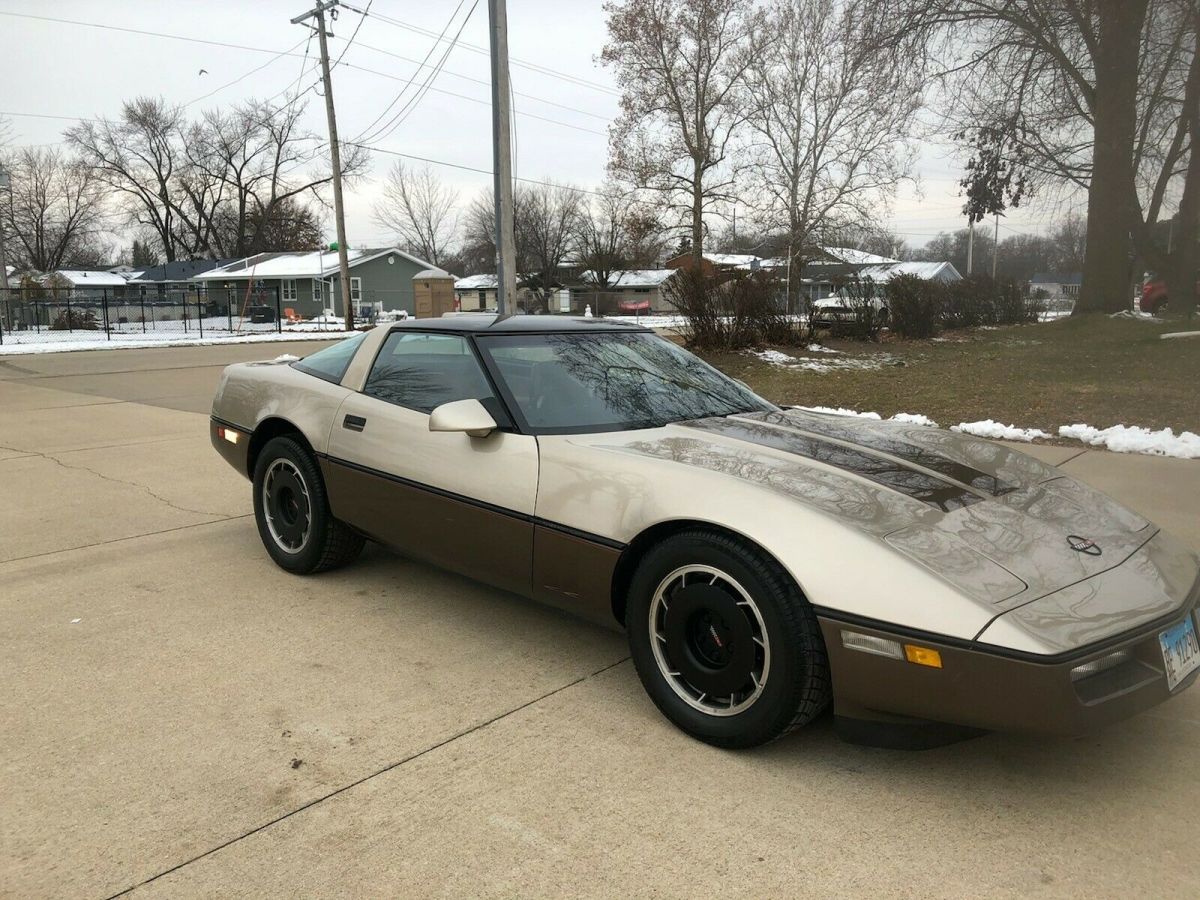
[211,316,1200,748]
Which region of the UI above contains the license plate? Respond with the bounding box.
[1159,615,1200,691]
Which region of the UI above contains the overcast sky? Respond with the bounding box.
[1,0,1079,256]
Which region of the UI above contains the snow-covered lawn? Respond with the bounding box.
[1059,424,1200,459]
[749,347,897,373]
[0,326,355,355]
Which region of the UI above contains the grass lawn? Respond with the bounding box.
[697,315,1198,435]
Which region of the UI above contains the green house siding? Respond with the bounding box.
[193,251,431,319]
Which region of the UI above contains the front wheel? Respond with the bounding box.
[626,529,830,748]
[252,435,364,574]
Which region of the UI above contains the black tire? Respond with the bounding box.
[626,529,830,749]
[252,435,364,575]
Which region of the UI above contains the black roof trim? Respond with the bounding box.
[386,314,652,334]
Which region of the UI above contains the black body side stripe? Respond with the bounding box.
[319,454,627,550]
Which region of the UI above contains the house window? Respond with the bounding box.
[350,277,362,302]
[282,279,297,301]
[312,279,323,302]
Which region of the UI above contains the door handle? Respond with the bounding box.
[343,414,366,432]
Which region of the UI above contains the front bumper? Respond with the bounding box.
[817,602,1200,738]
[210,416,250,479]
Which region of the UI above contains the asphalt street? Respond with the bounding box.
[1,342,1198,898]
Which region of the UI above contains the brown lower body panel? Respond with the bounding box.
[818,608,1200,736]
[322,457,534,598]
[532,526,622,629]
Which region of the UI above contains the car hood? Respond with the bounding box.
[591,409,1156,610]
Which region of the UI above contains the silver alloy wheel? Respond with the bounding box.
[648,564,770,717]
[262,458,312,554]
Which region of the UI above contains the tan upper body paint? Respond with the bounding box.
[212,324,1200,657]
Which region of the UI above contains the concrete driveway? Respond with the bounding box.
[2,344,1198,899]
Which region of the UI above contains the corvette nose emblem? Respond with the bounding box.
[1067,535,1102,556]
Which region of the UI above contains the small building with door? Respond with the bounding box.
[192,247,438,320]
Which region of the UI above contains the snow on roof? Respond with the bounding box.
[194,248,434,280]
[53,270,131,287]
[856,261,961,281]
[818,247,899,265]
[582,269,676,288]
[703,253,760,266]
[455,274,498,290]
[413,268,454,280]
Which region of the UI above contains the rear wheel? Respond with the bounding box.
[252,436,363,574]
[626,529,830,748]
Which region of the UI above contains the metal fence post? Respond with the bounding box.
[0,289,5,345]
[66,291,73,333]
[198,292,204,339]
[102,289,111,339]
[140,292,147,333]
[276,285,282,333]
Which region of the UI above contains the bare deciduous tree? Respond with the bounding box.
[67,96,365,261]
[372,162,458,268]
[0,147,108,271]
[602,0,762,263]
[574,185,665,288]
[746,0,922,310]
[895,0,1197,312]
[515,181,584,313]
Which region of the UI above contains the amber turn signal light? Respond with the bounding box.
[904,644,943,668]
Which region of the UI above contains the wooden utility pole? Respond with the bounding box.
[488,0,517,315]
[293,0,354,330]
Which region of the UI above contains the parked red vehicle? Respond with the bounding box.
[1140,279,1169,315]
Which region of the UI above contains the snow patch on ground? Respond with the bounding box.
[889,413,939,427]
[0,329,356,355]
[797,406,882,419]
[1059,424,1200,459]
[1109,310,1163,323]
[952,420,1052,442]
[749,348,896,373]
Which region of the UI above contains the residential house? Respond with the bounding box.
[1028,272,1082,299]
[854,261,962,284]
[192,247,438,319]
[575,269,678,314]
[452,274,543,312]
[46,270,131,299]
[130,259,236,304]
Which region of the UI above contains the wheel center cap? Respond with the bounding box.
[663,584,755,696]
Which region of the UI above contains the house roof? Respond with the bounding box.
[453,273,540,290]
[131,259,237,283]
[413,267,455,280]
[193,247,435,281]
[856,261,962,281]
[53,270,131,287]
[581,269,676,288]
[1030,272,1082,285]
[703,252,760,267]
[820,247,898,265]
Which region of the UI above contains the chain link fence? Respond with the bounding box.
[0,285,366,348]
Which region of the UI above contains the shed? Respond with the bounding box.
[412,268,457,318]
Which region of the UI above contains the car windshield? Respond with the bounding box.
[475,331,776,434]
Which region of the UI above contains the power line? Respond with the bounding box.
[339,2,619,97]
[352,0,471,144]
[349,39,611,121]
[356,0,482,146]
[183,38,308,108]
[0,10,606,137]
[332,0,372,68]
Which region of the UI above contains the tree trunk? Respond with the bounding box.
[692,168,704,266]
[1163,18,1199,316]
[1075,0,1149,314]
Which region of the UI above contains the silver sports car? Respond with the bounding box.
[210,316,1200,749]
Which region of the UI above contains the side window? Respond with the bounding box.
[364,332,494,414]
[292,332,367,384]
